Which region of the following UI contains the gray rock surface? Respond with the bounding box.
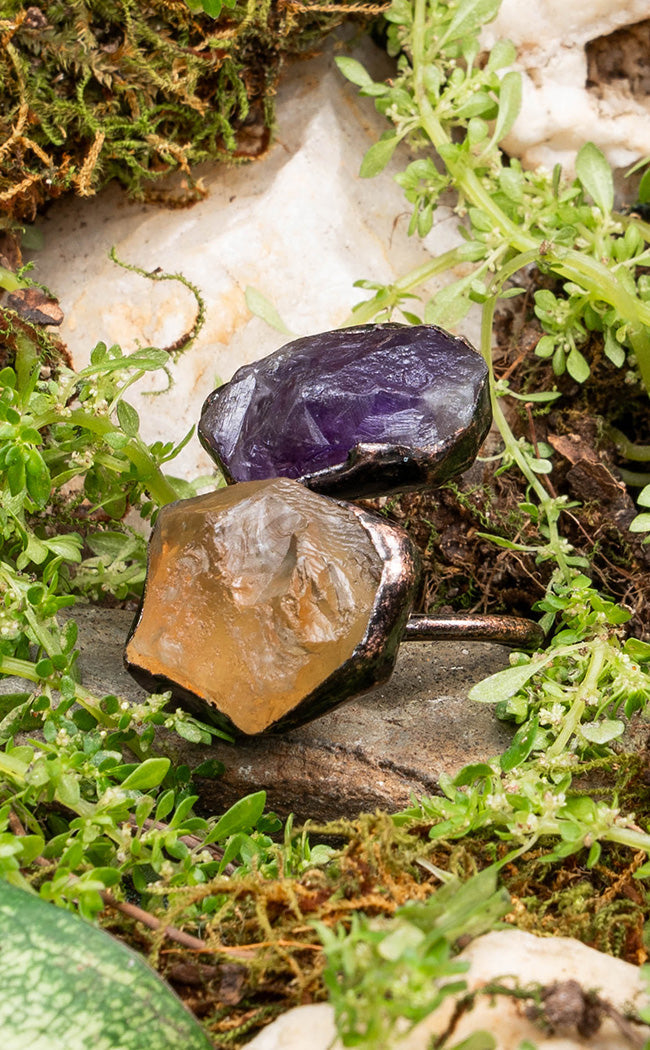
[3,605,514,822]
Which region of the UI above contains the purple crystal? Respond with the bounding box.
[199,324,491,499]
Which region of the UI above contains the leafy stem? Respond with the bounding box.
[482,288,572,580]
[545,639,607,758]
[410,0,650,350]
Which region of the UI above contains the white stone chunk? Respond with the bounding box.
[480,1,650,171]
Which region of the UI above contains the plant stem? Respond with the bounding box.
[546,639,607,757]
[479,293,572,582]
[608,426,650,462]
[341,246,468,326]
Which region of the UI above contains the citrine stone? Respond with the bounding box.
[124,478,418,735]
[199,324,491,499]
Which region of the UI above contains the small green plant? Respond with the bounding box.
[337,0,650,395]
[317,867,507,1048]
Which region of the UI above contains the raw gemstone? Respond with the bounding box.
[124,478,418,735]
[199,324,491,499]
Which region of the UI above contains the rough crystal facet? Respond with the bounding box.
[124,478,418,735]
[199,324,491,499]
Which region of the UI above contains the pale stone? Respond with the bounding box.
[125,479,385,735]
[480,1,650,172]
[26,37,479,483]
[244,930,650,1049]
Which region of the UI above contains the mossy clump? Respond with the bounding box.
[0,0,385,221]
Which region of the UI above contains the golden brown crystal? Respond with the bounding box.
[125,478,384,733]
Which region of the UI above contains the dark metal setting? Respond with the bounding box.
[403,613,545,652]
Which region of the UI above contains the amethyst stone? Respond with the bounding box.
[199,324,491,499]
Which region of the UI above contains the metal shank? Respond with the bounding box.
[403,613,545,651]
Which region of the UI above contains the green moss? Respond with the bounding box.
[0,0,382,220]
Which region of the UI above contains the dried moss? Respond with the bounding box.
[0,0,386,221]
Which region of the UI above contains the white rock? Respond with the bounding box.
[481,0,650,171]
[244,929,650,1049]
[29,38,474,482]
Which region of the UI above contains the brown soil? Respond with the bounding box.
[587,19,650,99]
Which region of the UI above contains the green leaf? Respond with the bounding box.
[6,450,25,496]
[24,449,51,508]
[638,168,650,204]
[488,71,522,147]
[439,0,501,46]
[575,142,614,213]
[467,117,488,145]
[455,93,495,120]
[335,57,375,89]
[500,715,539,771]
[451,1034,497,1050]
[624,637,650,662]
[630,513,650,533]
[210,790,266,842]
[475,532,533,552]
[360,135,400,178]
[377,922,425,960]
[499,167,523,201]
[80,349,168,377]
[43,533,83,563]
[0,698,40,744]
[193,759,225,778]
[116,400,140,438]
[604,328,625,367]
[566,347,591,383]
[169,795,199,829]
[586,841,602,868]
[155,789,176,823]
[17,534,48,569]
[90,342,108,364]
[0,266,21,293]
[16,834,45,865]
[244,287,294,336]
[501,387,561,403]
[637,484,650,508]
[173,719,205,743]
[199,0,223,15]
[453,763,494,787]
[56,772,81,808]
[580,719,625,744]
[120,757,170,791]
[103,430,130,451]
[424,282,472,327]
[0,880,213,1048]
[469,660,544,703]
[486,39,516,71]
[125,348,170,370]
